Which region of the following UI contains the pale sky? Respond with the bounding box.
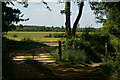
[12,1,103,28]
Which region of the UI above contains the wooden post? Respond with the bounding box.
[0,1,2,77]
[58,41,62,60]
[105,43,108,61]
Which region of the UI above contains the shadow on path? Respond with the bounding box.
[13,60,61,80]
[12,45,108,80]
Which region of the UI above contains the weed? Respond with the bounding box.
[62,49,87,64]
[21,36,33,42]
[100,60,120,79]
[13,34,17,37]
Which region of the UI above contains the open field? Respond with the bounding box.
[4,31,65,42]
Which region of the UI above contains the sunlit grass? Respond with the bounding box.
[4,31,65,42]
[25,56,33,59]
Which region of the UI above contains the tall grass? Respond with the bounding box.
[62,31,116,64]
[100,60,120,80]
[62,49,87,64]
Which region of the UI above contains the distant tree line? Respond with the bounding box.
[10,24,101,32]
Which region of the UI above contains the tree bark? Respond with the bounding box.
[0,1,2,78]
[65,1,71,36]
[72,2,84,36]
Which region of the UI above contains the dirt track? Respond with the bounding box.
[12,46,107,80]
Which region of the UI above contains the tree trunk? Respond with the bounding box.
[72,2,84,36]
[65,1,71,36]
[0,1,2,78]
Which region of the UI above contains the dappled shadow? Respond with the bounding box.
[12,46,57,63]
[13,60,61,80]
[2,37,47,53]
[12,44,58,56]
[3,37,58,62]
[3,37,108,80]
[45,62,107,80]
[2,37,58,79]
[12,58,107,80]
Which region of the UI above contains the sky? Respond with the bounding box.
[12,1,103,28]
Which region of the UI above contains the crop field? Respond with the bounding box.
[4,31,65,42]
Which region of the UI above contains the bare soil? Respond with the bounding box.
[12,46,108,80]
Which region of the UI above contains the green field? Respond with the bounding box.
[4,31,65,42]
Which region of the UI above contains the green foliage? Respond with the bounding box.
[4,32,62,42]
[110,35,120,56]
[9,25,100,33]
[62,29,115,63]
[14,25,66,32]
[77,27,100,32]
[13,34,18,37]
[62,49,87,64]
[102,20,120,38]
[52,33,66,38]
[109,24,120,38]
[2,2,27,33]
[60,10,66,15]
[100,61,116,76]
[21,36,33,42]
[45,32,83,38]
[90,2,120,38]
[62,37,89,63]
[100,60,120,79]
[46,33,66,38]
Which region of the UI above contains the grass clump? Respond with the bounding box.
[21,36,33,42]
[45,33,66,38]
[13,34,17,37]
[62,31,115,64]
[100,60,120,80]
[62,49,87,64]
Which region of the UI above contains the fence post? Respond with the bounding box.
[105,43,108,61]
[58,41,62,60]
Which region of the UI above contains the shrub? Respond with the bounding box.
[100,60,120,79]
[52,33,66,38]
[100,61,116,76]
[45,33,66,38]
[13,34,17,37]
[75,50,87,63]
[62,31,116,64]
[63,37,103,63]
[62,49,87,64]
[21,36,33,42]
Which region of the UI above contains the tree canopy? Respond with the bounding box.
[2,2,28,33]
[90,2,120,38]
